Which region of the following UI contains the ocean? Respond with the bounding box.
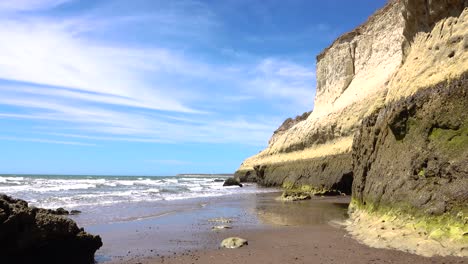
[0,174,276,225]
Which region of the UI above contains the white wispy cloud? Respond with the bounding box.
[0,135,95,146]
[0,88,280,145]
[0,18,202,113]
[0,0,315,147]
[246,59,315,107]
[0,0,71,12]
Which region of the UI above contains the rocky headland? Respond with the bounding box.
[235,0,468,257]
[0,194,102,264]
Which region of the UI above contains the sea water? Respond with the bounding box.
[0,174,275,225]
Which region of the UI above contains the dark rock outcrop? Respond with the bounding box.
[252,153,353,195]
[0,194,102,264]
[352,74,468,218]
[70,210,82,215]
[234,169,257,183]
[54,207,69,215]
[223,178,243,187]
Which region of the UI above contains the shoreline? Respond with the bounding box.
[85,192,465,264]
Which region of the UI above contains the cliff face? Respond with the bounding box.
[349,1,468,257]
[236,0,468,257]
[236,1,406,191]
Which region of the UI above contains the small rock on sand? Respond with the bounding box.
[277,191,311,202]
[212,225,232,231]
[220,237,248,249]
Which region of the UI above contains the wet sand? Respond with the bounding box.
[92,192,466,264]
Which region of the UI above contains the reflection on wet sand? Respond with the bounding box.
[254,194,349,227]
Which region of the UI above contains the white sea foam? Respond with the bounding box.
[0,175,277,209]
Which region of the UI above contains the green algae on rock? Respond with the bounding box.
[277,190,311,202]
[352,75,468,222]
[347,198,468,257]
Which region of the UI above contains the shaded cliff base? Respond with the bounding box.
[236,152,353,196]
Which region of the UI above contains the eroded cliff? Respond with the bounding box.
[235,1,406,192]
[235,0,468,257]
[348,0,468,256]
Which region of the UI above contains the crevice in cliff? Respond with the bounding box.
[350,42,357,76]
[336,42,356,96]
[332,172,354,195]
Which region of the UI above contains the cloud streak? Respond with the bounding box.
[0,135,95,146]
[0,0,71,12]
[0,0,315,147]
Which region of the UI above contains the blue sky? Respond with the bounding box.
[0,0,386,175]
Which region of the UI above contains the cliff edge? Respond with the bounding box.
[235,0,468,257]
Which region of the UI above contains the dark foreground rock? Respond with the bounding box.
[0,194,102,264]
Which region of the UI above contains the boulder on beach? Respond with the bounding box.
[70,210,82,215]
[220,237,248,248]
[223,177,243,187]
[55,207,69,215]
[0,194,102,264]
[212,225,232,231]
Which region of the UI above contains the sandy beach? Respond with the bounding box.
[83,192,466,264]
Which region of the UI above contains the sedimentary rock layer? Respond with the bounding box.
[0,194,102,264]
